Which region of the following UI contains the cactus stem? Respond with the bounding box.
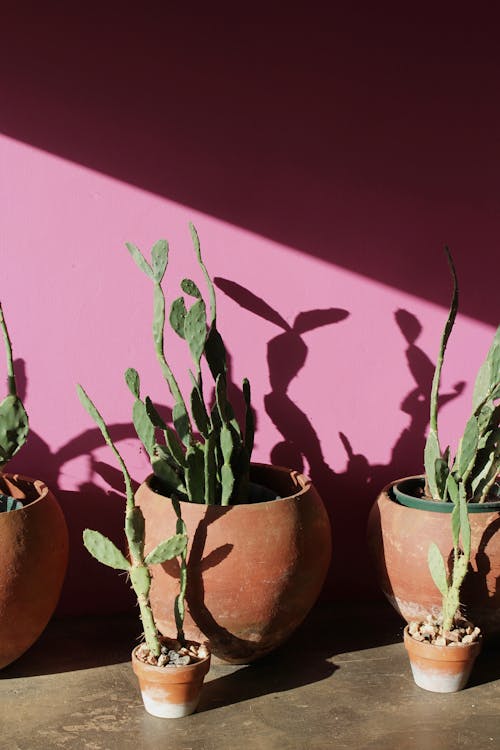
[0,302,17,397]
[429,247,459,437]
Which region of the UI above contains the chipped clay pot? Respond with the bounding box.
[0,473,69,668]
[132,644,211,718]
[367,475,500,635]
[403,626,481,692]
[135,463,332,663]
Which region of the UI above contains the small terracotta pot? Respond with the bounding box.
[367,475,500,634]
[0,473,69,669]
[135,463,332,663]
[131,645,211,718]
[404,626,481,692]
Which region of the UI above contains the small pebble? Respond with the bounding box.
[408,622,420,636]
[462,634,475,644]
[420,623,437,637]
[197,644,209,659]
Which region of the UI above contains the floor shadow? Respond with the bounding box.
[0,612,141,678]
[199,598,405,710]
[199,657,337,712]
[466,639,500,688]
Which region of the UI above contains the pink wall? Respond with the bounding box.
[0,6,498,613]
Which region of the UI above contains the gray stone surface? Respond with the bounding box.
[1,603,499,750]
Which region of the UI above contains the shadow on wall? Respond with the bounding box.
[7,359,139,614]
[0,5,499,324]
[214,282,466,599]
[6,293,467,611]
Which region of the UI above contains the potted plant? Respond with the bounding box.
[367,248,500,633]
[404,463,481,692]
[77,385,210,718]
[118,225,331,663]
[0,303,68,669]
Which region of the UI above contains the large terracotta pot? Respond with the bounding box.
[367,475,500,635]
[0,473,69,668]
[135,464,332,663]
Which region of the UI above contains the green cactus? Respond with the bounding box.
[77,385,188,656]
[124,223,254,506]
[427,480,471,631]
[0,303,29,474]
[424,248,500,503]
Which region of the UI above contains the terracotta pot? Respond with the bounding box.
[131,644,210,718]
[367,475,500,634]
[0,473,69,668]
[403,626,481,692]
[135,464,332,663]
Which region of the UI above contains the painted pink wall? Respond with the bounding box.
[0,6,498,613]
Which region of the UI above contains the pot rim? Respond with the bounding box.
[0,472,49,512]
[403,625,482,659]
[387,475,500,513]
[131,643,211,675]
[142,462,314,508]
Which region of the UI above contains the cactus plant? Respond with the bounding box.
[427,481,472,633]
[77,385,188,658]
[423,248,500,504]
[0,302,29,512]
[124,223,254,505]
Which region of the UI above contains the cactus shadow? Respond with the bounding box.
[214,277,349,480]
[209,293,470,602]
[328,308,468,599]
[7,363,142,616]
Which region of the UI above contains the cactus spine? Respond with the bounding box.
[424,248,500,503]
[0,303,29,473]
[125,223,254,505]
[77,385,188,656]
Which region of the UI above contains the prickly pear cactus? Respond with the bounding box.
[125,224,254,505]
[424,249,500,503]
[0,303,29,472]
[77,385,188,654]
[427,481,471,630]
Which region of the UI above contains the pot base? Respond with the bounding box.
[140,690,200,719]
[403,626,481,693]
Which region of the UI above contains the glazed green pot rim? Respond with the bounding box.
[391,476,500,513]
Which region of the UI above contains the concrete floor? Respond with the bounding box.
[1,602,499,750]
